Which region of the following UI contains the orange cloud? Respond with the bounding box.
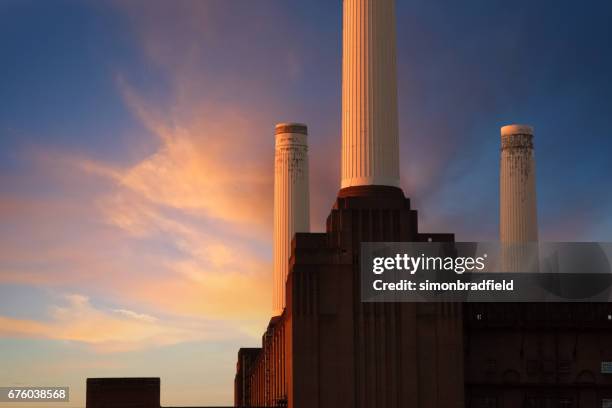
[0,0,308,353]
[0,294,245,353]
[0,72,281,355]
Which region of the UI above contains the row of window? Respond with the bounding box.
[470,396,612,408]
[480,359,573,374]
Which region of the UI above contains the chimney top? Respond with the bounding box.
[501,124,534,137]
[275,123,308,135]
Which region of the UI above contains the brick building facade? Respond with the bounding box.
[234,186,612,408]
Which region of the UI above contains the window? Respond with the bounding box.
[542,359,555,374]
[470,396,497,408]
[524,397,541,408]
[558,360,571,374]
[524,396,573,408]
[527,360,540,375]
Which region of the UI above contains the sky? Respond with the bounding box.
[1,0,612,406]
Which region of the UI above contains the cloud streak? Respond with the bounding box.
[0,294,240,353]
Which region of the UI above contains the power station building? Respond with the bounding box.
[234,0,612,407]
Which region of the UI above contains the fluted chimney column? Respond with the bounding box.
[341,0,400,189]
[500,124,538,272]
[273,123,310,315]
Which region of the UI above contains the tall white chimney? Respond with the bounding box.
[273,123,310,315]
[500,124,538,271]
[341,0,400,189]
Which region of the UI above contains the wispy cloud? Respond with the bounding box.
[0,2,285,348]
[0,294,239,353]
[112,308,158,323]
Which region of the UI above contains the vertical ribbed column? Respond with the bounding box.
[341,0,400,189]
[273,123,310,315]
[500,124,538,272]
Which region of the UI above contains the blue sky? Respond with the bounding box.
[1,0,611,406]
